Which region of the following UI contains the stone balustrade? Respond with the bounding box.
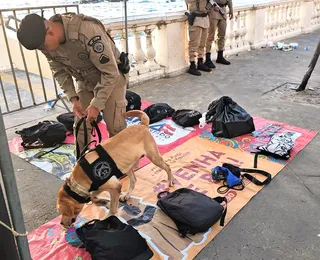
[101,0,320,86]
[1,1,319,87]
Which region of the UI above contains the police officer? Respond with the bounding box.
[185,0,212,76]
[204,0,233,68]
[17,13,129,153]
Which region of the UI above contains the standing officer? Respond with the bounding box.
[17,12,130,153]
[204,0,233,68]
[185,0,212,76]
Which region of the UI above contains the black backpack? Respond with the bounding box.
[143,103,175,124]
[172,109,202,127]
[76,216,153,260]
[15,120,67,148]
[57,112,103,132]
[125,90,142,111]
[157,188,227,237]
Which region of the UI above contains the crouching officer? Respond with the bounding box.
[205,0,233,68]
[17,12,130,153]
[185,0,212,76]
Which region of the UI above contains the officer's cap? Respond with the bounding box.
[17,13,46,50]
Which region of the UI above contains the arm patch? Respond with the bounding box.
[88,35,102,46]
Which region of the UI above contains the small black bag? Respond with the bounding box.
[57,112,103,132]
[143,103,175,124]
[157,188,227,237]
[125,90,142,111]
[172,109,202,127]
[76,216,153,260]
[15,120,67,148]
[206,96,255,138]
[118,52,130,74]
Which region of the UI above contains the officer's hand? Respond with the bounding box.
[229,13,233,20]
[86,105,100,123]
[214,6,219,12]
[72,99,85,119]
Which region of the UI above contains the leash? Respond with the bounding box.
[75,116,102,160]
[0,220,28,237]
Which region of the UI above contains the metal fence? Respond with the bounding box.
[0,107,31,260]
[0,5,79,115]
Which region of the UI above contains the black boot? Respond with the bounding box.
[216,51,231,65]
[188,61,201,76]
[204,53,216,69]
[197,58,212,72]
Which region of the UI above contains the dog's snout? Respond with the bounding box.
[72,218,76,223]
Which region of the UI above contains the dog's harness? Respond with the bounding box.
[79,144,124,192]
[64,116,124,203]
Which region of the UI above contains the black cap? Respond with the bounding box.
[17,13,46,50]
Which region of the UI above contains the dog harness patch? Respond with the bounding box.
[93,161,112,180]
[78,144,124,192]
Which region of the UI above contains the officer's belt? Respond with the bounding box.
[192,12,208,17]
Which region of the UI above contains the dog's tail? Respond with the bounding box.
[123,110,150,127]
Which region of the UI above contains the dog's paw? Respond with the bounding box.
[119,192,130,202]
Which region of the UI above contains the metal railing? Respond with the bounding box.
[0,107,31,260]
[0,5,79,115]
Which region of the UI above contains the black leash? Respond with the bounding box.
[75,116,102,160]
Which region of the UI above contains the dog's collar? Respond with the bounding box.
[63,183,91,204]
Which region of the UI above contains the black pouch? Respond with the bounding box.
[143,103,175,124]
[118,52,130,74]
[157,188,227,237]
[76,216,153,260]
[172,109,202,127]
[126,90,142,111]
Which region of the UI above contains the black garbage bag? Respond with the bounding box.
[205,96,255,138]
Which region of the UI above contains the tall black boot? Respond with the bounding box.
[204,52,216,69]
[216,51,231,65]
[197,58,212,72]
[188,61,201,76]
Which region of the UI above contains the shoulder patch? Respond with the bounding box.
[93,42,104,53]
[88,35,101,46]
[99,54,109,64]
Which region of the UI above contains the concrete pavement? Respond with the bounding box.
[2,30,320,259]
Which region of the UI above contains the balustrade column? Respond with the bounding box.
[133,28,149,75]
[145,26,160,71]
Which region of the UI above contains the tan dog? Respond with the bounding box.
[57,110,173,228]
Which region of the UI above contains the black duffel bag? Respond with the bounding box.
[57,112,103,132]
[76,216,153,260]
[157,188,227,237]
[206,96,255,138]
